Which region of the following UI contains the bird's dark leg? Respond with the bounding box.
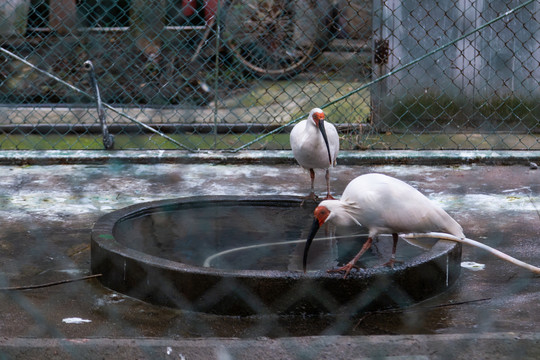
[328,237,373,279]
[301,169,319,206]
[379,233,402,268]
[324,169,335,200]
[309,168,316,196]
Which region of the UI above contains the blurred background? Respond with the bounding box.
[0,0,537,152]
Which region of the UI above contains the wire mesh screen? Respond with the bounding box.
[371,0,540,150]
[0,0,538,151]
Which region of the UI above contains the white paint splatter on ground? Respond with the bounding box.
[461,261,486,271]
[95,293,126,307]
[62,317,92,324]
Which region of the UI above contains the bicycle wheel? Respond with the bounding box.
[223,0,331,80]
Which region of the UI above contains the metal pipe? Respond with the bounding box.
[83,60,114,150]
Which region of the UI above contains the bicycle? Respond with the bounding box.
[175,0,333,80]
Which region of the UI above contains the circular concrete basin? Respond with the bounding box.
[91,196,461,315]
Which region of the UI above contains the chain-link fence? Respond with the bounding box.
[1,3,540,357]
[0,0,538,151]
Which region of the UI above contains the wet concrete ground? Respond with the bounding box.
[0,150,539,359]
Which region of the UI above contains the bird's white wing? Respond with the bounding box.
[290,120,310,165]
[381,177,464,237]
[343,174,464,237]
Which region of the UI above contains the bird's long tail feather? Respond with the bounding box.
[402,232,540,274]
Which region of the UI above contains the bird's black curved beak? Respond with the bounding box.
[303,217,321,273]
[318,119,332,165]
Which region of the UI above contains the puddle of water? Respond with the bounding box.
[113,204,425,271]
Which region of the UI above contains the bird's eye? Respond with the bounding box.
[314,206,330,221]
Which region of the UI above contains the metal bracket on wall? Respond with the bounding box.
[374,39,389,65]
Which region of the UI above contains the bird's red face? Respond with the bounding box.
[314,205,331,226]
[312,111,325,127]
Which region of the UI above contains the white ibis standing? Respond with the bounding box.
[302,173,540,278]
[290,108,339,201]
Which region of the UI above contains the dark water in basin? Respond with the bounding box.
[113,204,425,271]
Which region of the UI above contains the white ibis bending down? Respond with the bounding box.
[303,173,540,278]
[290,108,339,201]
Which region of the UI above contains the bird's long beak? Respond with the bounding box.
[303,217,321,273]
[318,120,332,165]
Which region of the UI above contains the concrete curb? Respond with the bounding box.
[0,333,539,359]
[0,149,539,166]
